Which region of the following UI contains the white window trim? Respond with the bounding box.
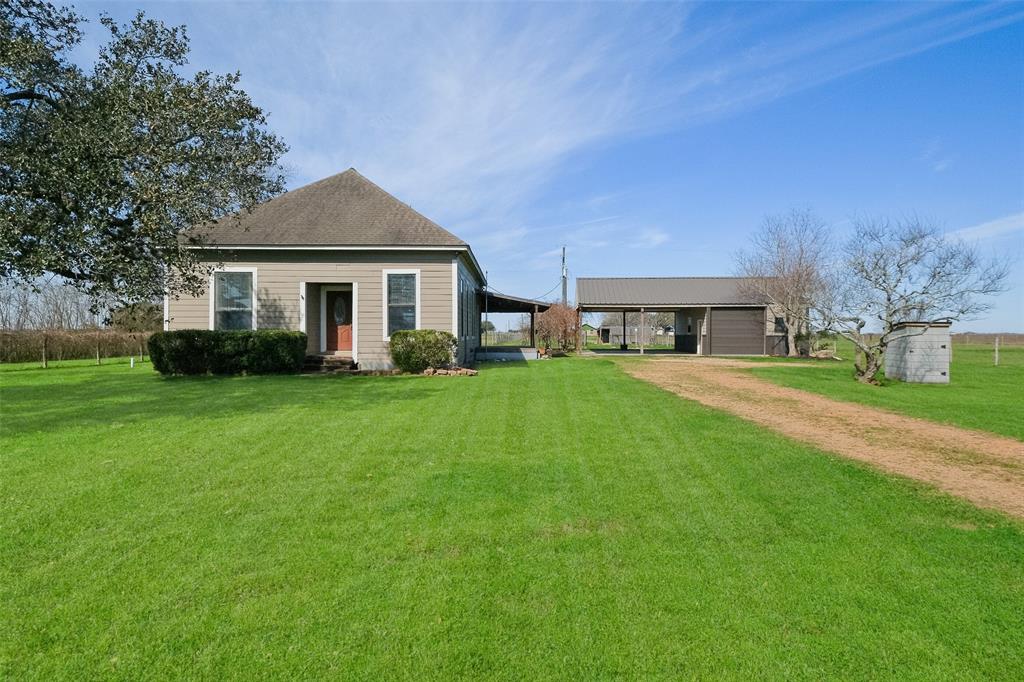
[382,269,421,340]
[319,284,358,362]
[208,267,257,331]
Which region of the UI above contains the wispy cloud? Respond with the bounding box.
[74,1,1024,271]
[631,228,671,249]
[921,139,955,173]
[950,212,1024,241]
[106,0,1022,237]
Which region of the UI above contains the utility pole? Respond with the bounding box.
[561,246,568,306]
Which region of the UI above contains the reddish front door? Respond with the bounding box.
[325,290,353,352]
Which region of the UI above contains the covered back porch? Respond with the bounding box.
[476,291,551,361]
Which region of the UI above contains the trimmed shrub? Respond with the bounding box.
[389,329,457,373]
[149,330,307,375]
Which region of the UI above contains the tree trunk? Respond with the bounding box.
[786,328,798,357]
[42,333,48,369]
[855,349,883,384]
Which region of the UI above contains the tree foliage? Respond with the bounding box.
[1,0,286,308]
[735,208,829,356]
[110,301,162,332]
[817,216,1008,383]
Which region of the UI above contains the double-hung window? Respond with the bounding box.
[386,271,418,337]
[213,270,255,330]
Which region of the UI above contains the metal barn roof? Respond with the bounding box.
[576,277,767,307]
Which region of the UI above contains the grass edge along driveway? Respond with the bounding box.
[745,344,1023,441]
[2,358,1023,679]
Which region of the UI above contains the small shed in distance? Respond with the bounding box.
[884,322,951,384]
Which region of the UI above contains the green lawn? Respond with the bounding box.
[2,359,1023,679]
[748,344,1024,440]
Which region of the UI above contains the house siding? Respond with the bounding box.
[166,250,459,369]
[455,256,483,365]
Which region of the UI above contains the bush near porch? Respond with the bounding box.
[389,329,457,373]
[149,330,307,375]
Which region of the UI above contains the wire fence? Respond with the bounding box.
[0,330,152,365]
[481,331,530,347]
[951,333,1024,346]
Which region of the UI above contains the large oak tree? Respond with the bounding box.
[1,0,286,308]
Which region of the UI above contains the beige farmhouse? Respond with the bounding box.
[165,169,543,369]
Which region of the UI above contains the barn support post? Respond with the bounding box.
[577,308,583,352]
[763,306,768,356]
[621,310,627,351]
[640,307,645,355]
[530,304,537,349]
[704,306,711,355]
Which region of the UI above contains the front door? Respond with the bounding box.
[325,290,353,352]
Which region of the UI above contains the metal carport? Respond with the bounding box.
[575,277,783,356]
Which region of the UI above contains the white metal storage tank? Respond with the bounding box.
[884,322,951,384]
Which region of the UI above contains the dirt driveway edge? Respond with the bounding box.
[621,357,1024,518]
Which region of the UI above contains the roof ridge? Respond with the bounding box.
[343,169,466,246]
[188,168,469,248]
[576,276,751,280]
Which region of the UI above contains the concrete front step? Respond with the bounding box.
[303,354,357,372]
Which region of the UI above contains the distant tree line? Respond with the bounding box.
[0,277,161,331]
[0,277,161,364]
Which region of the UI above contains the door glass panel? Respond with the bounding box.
[333,296,348,325]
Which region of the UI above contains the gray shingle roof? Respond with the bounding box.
[191,169,466,247]
[576,277,767,306]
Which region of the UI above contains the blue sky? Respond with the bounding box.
[77,1,1023,331]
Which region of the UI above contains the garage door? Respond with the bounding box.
[709,308,764,355]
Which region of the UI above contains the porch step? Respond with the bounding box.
[303,355,357,373]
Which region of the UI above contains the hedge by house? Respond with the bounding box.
[149,330,307,375]
[389,329,457,373]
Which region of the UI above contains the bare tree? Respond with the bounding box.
[736,208,830,356]
[536,303,580,352]
[0,277,105,330]
[817,216,1009,383]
